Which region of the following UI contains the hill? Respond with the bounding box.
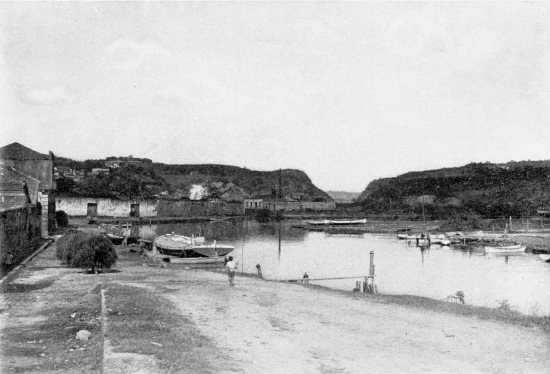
[357,161,550,219]
[326,191,360,203]
[55,156,332,202]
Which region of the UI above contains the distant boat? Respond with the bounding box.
[538,254,550,262]
[537,207,550,215]
[153,233,234,258]
[484,244,526,253]
[307,220,329,226]
[327,219,367,225]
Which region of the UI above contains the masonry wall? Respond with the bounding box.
[7,159,55,191]
[300,201,337,211]
[264,201,336,212]
[56,197,158,217]
[0,205,42,274]
[157,200,244,217]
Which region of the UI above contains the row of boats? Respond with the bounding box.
[397,229,527,253]
[103,224,235,259]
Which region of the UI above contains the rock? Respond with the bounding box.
[76,330,91,341]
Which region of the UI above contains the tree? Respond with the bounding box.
[69,234,117,273]
[57,231,117,273]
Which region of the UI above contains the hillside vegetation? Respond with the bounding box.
[357,162,550,219]
[55,156,331,202]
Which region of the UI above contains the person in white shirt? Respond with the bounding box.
[225,256,238,286]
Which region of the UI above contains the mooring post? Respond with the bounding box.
[369,251,374,277]
[365,251,375,293]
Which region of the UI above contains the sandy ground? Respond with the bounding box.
[157,270,550,374]
[2,242,549,374]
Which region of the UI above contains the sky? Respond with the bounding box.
[1,2,549,192]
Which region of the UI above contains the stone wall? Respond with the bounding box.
[56,197,158,217]
[157,200,244,217]
[38,192,56,237]
[264,201,336,212]
[0,205,42,273]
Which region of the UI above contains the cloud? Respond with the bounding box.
[21,86,71,106]
[106,39,171,70]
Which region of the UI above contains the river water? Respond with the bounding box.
[137,219,550,315]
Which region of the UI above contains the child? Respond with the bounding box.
[225,256,238,286]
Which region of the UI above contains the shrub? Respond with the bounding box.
[56,230,88,261]
[55,210,69,227]
[69,234,117,273]
[255,208,284,222]
[57,231,117,273]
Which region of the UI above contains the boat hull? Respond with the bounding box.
[328,219,367,225]
[484,245,526,253]
[153,234,233,258]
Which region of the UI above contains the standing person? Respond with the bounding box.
[3,251,13,272]
[226,256,237,286]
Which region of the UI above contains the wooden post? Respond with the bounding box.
[369,251,374,277]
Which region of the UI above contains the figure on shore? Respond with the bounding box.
[302,272,309,284]
[3,251,13,272]
[256,264,263,278]
[226,256,237,286]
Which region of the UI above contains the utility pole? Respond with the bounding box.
[279,168,282,199]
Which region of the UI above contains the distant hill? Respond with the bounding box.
[55,156,332,202]
[326,191,360,203]
[357,161,550,218]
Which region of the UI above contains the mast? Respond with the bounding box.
[279,168,282,199]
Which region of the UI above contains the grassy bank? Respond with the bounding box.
[103,283,225,373]
[291,282,550,333]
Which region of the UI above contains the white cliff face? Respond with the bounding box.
[189,184,207,200]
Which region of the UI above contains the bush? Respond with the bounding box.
[56,230,88,261]
[255,208,284,222]
[69,234,117,273]
[55,210,69,227]
[57,231,117,273]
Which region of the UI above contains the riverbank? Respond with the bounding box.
[1,235,549,373]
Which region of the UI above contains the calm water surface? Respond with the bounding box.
[138,219,550,315]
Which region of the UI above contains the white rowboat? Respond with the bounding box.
[484,244,526,253]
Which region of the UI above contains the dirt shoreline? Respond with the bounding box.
[1,237,550,373]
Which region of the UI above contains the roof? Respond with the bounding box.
[0,165,40,203]
[0,142,50,160]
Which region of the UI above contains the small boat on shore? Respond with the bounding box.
[106,232,125,244]
[538,254,550,262]
[153,233,234,258]
[484,244,526,253]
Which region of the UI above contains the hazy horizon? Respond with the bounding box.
[2,2,548,192]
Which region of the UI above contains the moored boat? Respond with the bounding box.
[307,220,329,226]
[153,233,234,258]
[328,218,367,225]
[484,244,526,253]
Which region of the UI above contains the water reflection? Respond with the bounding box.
[142,220,550,315]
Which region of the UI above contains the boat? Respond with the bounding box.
[327,219,367,225]
[484,244,526,253]
[106,232,125,244]
[153,233,234,258]
[536,207,550,215]
[307,220,329,226]
[538,254,550,262]
[397,233,418,240]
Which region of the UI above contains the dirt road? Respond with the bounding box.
[157,270,550,374]
[2,242,549,373]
